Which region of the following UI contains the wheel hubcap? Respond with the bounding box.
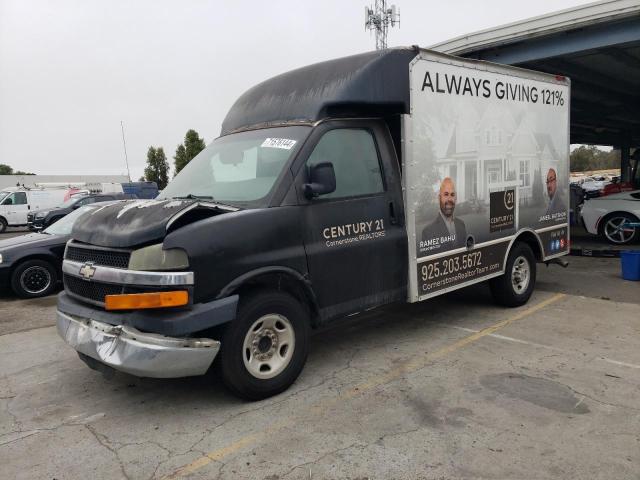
[604,217,635,244]
[243,314,295,379]
[20,266,51,295]
[511,256,530,294]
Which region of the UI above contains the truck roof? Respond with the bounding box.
[221,47,419,135]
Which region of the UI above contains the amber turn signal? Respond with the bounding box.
[104,291,189,310]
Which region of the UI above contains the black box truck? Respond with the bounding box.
[57,48,570,399]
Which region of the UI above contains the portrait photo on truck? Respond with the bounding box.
[56,47,570,400]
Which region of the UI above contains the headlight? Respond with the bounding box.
[128,244,189,271]
[0,253,3,264]
[36,211,50,218]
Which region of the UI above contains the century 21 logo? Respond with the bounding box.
[504,189,515,211]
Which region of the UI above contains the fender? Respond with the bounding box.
[9,252,62,278]
[596,210,639,232]
[217,266,320,321]
[506,228,545,263]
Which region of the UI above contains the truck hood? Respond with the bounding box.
[71,199,238,248]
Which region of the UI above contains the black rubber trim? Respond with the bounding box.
[570,247,622,258]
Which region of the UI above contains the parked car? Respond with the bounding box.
[581,190,640,244]
[0,204,105,297]
[28,193,136,230]
[0,187,72,233]
[600,177,635,197]
[581,177,609,199]
[121,181,159,199]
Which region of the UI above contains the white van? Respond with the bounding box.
[0,187,70,233]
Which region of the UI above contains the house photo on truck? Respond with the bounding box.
[56,47,570,400]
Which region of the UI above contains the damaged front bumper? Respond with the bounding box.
[56,310,220,378]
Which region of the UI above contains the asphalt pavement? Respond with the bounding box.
[1,253,638,479]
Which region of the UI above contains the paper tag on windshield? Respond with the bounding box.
[261,138,297,150]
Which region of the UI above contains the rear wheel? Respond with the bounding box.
[11,259,58,298]
[489,242,536,307]
[219,290,310,400]
[600,213,640,245]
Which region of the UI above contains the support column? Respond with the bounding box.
[620,138,630,183]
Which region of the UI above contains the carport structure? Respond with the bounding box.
[431,0,640,183]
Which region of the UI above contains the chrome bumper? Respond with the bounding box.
[56,310,220,378]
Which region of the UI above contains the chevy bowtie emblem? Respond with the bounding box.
[79,262,97,280]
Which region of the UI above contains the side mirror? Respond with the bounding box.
[303,162,336,199]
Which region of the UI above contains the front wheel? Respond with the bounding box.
[489,242,536,308]
[11,259,58,298]
[0,218,7,234]
[600,213,640,245]
[219,290,310,400]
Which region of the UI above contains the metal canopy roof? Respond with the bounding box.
[431,0,640,147]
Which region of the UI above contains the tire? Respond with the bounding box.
[489,242,536,308]
[10,259,58,298]
[599,213,640,245]
[218,290,310,401]
[0,217,7,234]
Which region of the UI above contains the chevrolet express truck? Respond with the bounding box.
[57,48,570,399]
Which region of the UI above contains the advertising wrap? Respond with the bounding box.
[404,52,570,301]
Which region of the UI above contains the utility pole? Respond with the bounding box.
[365,0,400,50]
[120,120,132,182]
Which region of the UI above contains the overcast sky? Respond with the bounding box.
[0,0,596,180]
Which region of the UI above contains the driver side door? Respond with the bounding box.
[293,120,407,322]
[4,192,29,225]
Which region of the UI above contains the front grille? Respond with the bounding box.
[64,274,123,304]
[66,244,131,269]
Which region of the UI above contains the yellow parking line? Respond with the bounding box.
[163,293,566,479]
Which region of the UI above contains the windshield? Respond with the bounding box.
[44,205,96,235]
[0,191,10,204]
[57,195,85,208]
[159,126,310,206]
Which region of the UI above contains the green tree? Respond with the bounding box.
[144,147,169,190]
[0,165,35,175]
[570,145,620,172]
[174,129,206,176]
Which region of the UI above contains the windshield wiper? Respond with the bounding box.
[172,194,215,200]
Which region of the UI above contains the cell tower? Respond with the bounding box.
[364,1,400,50]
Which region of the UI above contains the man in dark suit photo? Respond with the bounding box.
[420,177,467,253]
[543,167,564,218]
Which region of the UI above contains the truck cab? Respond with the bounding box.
[57,48,570,399]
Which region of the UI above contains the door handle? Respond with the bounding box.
[389,201,398,225]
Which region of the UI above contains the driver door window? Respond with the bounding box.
[2,192,27,206]
[13,192,27,205]
[306,129,384,199]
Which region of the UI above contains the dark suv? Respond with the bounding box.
[28,193,137,230]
